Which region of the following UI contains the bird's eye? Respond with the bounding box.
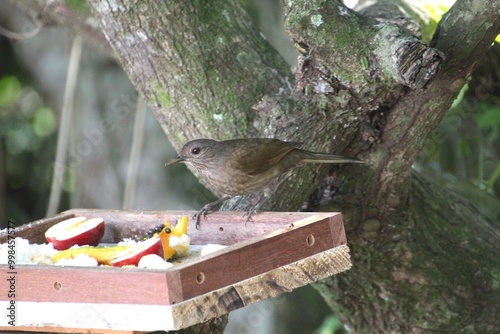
[191,147,201,155]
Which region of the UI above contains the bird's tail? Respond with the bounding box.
[301,152,364,164]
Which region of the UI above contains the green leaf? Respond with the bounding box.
[32,107,56,137]
[0,76,21,107]
[476,106,500,129]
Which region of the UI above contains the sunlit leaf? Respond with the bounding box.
[476,106,500,129]
[0,76,21,107]
[32,107,56,137]
[451,82,468,109]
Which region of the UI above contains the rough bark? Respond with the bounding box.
[314,171,500,333]
[14,0,498,332]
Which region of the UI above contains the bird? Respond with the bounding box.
[166,138,363,228]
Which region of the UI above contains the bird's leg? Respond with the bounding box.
[243,193,267,225]
[194,195,232,229]
[243,205,258,225]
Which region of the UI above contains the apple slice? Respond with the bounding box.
[110,236,164,267]
[45,217,105,250]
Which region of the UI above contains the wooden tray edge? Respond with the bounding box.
[0,244,351,332]
[171,244,352,330]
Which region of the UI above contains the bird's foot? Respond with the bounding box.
[193,204,212,230]
[193,196,232,229]
[243,204,259,226]
[241,193,267,226]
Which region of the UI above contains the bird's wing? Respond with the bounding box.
[231,139,301,176]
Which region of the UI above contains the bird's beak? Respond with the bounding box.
[165,156,183,166]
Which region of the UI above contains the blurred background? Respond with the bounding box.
[0,0,498,333]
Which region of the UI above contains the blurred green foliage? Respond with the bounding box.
[314,315,346,334]
[473,101,500,193]
[64,0,90,15]
[0,74,58,226]
[477,103,500,142]
[414,0,500,43]
[0,76,21,107]
[32,107,56,137]
[422,44,500,204]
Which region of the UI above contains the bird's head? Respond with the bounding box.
[165,139,218,170]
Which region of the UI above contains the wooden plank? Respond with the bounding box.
[164,213,345,303]
[66,209,336,245]
[0,245,351,332]
[168,244,352,329]
[0,214,74,244]
[0,212,344,305]
[0,209,338,245]
[0,267,170,305]
[0,302,174,332]
[0,328,134,333]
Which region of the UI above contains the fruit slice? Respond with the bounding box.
[110,236,163,267]
[45,217,105,250]
[53,245,131,265]
[172,216,188,236]
[159,216,189,260]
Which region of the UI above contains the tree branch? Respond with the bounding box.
[375,0,500,216]
[284,0,443,93]
[87,0,293,151]
[7,0,114,58]
[315,170,500,333]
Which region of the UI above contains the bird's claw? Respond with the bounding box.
[243,207,258,226]
[192,196,233,229]
[193,204,212,229]
[241,195,264,226]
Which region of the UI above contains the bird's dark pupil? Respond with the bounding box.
[191,147,201,155]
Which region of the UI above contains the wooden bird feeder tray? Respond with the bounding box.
[0,209,351,333]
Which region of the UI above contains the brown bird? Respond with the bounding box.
[166,138,363,228]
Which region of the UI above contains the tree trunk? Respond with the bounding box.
[315,171,500,332]
[83,0,500,332]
